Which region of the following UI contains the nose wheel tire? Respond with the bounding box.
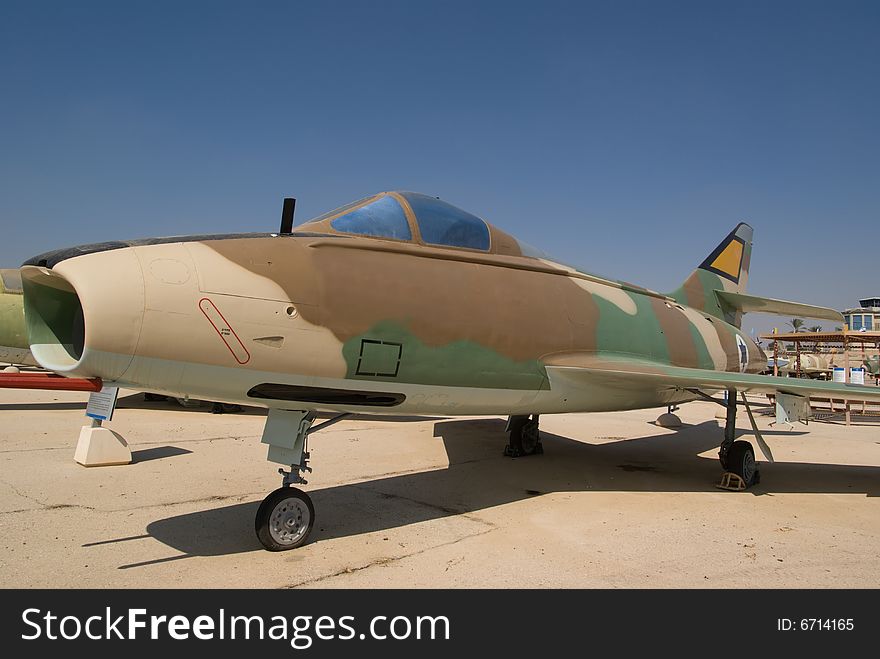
[725,440,760,488]
[255,487,315,551]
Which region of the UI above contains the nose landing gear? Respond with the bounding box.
[253,409,349,551]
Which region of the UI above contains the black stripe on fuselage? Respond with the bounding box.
[21,231,339,268]
[247,383,406,407]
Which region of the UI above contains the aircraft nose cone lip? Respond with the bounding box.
[22,241,132,269]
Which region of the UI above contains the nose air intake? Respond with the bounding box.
[20,246,146,381]
[21,268,86,371]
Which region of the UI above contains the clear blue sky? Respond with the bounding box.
[2,1,877,337]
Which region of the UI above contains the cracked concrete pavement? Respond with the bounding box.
[1,387,879,588]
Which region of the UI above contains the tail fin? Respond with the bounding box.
[670,223,753,327]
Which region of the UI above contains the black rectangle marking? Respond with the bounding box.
[356,339,403,377]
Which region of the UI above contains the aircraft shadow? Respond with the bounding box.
[138,417,880,560]
[132,445,193,463]
[116,394,267,416]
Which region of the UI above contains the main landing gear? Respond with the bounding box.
[504,414,543,457]
[717,391,759,489]
[690,387,773,490]
[254,410,350,551]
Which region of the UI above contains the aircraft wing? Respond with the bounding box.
[714,290,843,322]
[544,354,880,402]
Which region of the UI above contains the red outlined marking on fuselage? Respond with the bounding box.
[198,297,251,365]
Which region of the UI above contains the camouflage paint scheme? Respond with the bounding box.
[18,191,880,416]
[0,269,36,366]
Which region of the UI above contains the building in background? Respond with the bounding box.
[843,297,880,331]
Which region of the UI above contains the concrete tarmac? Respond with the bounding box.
[1,388,878,588]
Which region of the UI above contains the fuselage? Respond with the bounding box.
[20,228,766,416]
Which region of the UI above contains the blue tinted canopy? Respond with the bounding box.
[302,191,491,251]
[398,192,490,251]
[329,195,412,240]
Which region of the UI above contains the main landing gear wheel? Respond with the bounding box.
[255,486,315,551]
[725,440,760,488]
[714,390,765,490]
[504,415,543,457]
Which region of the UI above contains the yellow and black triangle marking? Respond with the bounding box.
[699,224,749,284]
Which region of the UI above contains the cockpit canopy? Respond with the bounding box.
[299,191,538,257]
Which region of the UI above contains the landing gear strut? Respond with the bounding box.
[504,414,543,457]
[688,388,775,490]
[718,391,759,488]
[254,410,349,551]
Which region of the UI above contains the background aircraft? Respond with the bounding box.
[0,269,36,367]
[19,192,880,550]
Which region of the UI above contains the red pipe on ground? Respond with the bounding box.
[0,373,103,392]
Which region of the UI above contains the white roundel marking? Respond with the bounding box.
[735,335,749,372]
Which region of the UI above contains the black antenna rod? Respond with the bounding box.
[280,197,296,234]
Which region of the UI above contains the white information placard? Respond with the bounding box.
[86,386,120,422]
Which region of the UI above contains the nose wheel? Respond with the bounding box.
[255,486,315,551]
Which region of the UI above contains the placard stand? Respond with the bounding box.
[74,386,131,466]
[74,420,131,466]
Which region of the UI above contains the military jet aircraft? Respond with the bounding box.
[19,192,880,550]
[0,269,37,367]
